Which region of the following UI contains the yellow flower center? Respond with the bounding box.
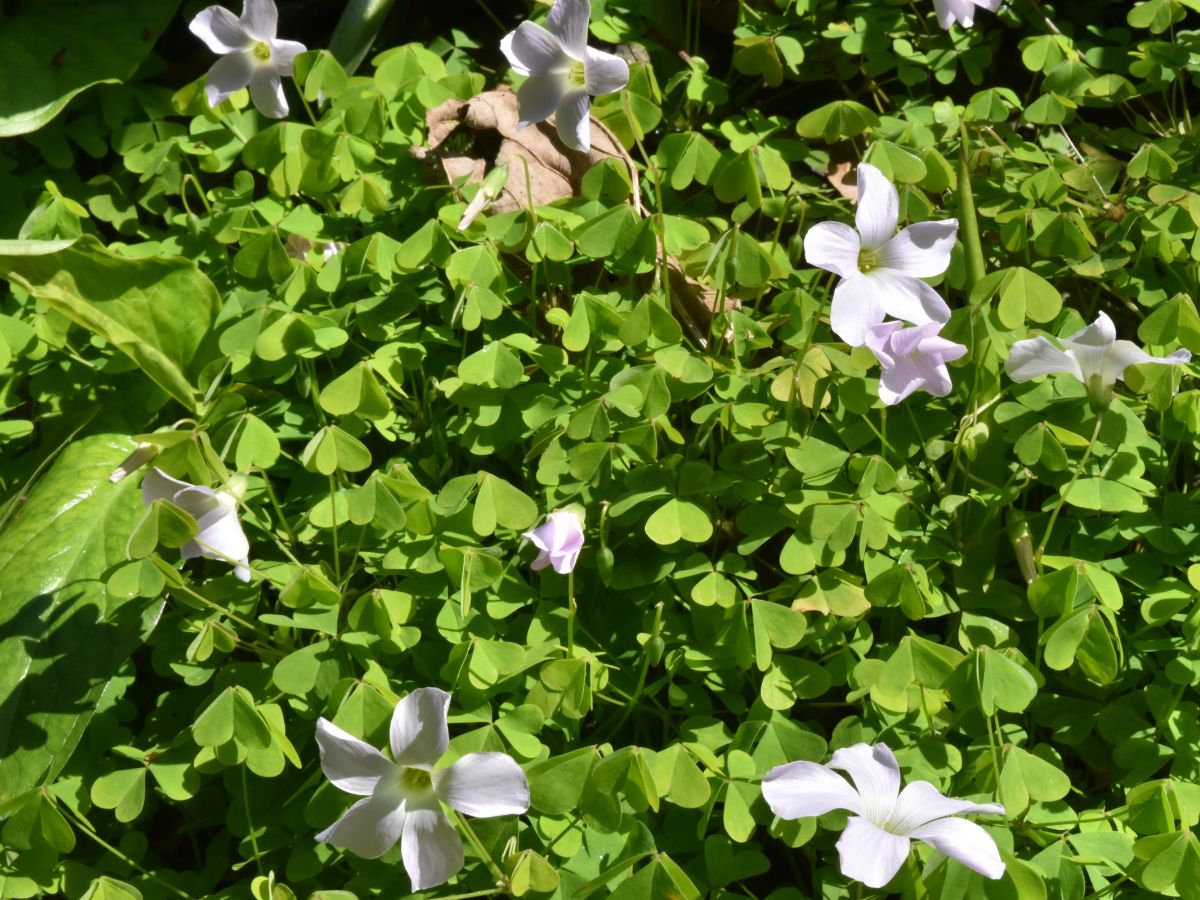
[567,59,587,89]
[399,767,432,791]
[858,245,881,273]
[252,41,272,62]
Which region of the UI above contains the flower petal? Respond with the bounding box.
[871,272,952,326]
[829,743,901,824]
[141,467,193,504]
[1101,341,1191,385]
[836,816,911,889]
[270,39,307,75]
[804,221,861,279]
[546,0,591,59]
[240,0,278,42]
[402,805,465,891]
[889,781,1005,834]
[877,357,927,406]
[829,275,887,347]
[315,718,394,796]
[204,52,256,107]
[515,75,567,128]
[190,5,252,53]
[1005,336,1083,383]
[855,162,899,249]
[555,89,592,152]
[434,753,530,817]
[193,503,251,576]
[880,220,958,277]
[761,760,862,820]
[504,21,570,76]
[584,47,629,95]
[249,67,288,118]
[1065,312,1117,347]
[315,792,406,859]
[390,687,451,769]
[910,816,1006,880]
[865,321,904,368]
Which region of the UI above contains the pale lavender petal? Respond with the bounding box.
[828,743,901,823]
[500,32,526,76]
[855,162,899,249]
[546,0,591,59]
[804,221,861,279]
[880,220,958,277]
[584,47,629,95]
[192,497,251,575]
[878,357,927,405]
[434,753,530,817]
[504,21,570,76]
[1101,341,1190,385]
[829,274,887,346]
[889,781,1005,833]
[869,271,952,327]
[515,75,567,127]
[1065,312,1117,347]
[315,718,394,796]
[315,792,406,859]
[761,760,862,820]
[402,805,465,891]
[142,467,193,504]
[270,39,307,75]
[910,816,1006,880]
[390,688,451,769]
[555,89,592,152]
[249,66,288,118]
[920,335,969,364]
[190,5,252,53]
[1005,336,1083,382]
[240,0,278,41]
[836,816,911,889]
[864,321,904,367]
[204,51,256,107]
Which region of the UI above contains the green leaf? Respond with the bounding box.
[864,141,927,184]
[0,435,159,807]
[300,425,372,474]
[319,363,392,420]
[796,100,880,141]
[458,341,524,389]
[472,473,538,536]
[645,498,713,545]
[1000,746,1070,815]
[0,237,220,410]
[528,747,598,815]
[80,877,144,900]
[90,767,146,823]
[1062,477,1148,513]
[994,267,1063,328]
[0,1,179,136]
[192,688,236,747]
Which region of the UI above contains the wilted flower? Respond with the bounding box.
[866,320,968,405]
[762,743,1005,889]
[141,468,251,582]
[315,688,530,890]
[932,0,1002,30]
[499,0,629,153]
[523,509,585,574]
[805,162,957,347]
[1006,311,1191,409]
[189,0,306,118]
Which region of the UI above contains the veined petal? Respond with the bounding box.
[390,688,451,769]
[865,321,904,368]
[555,89,592,152]
[919,335,969,364]
[878,357,927,406]
[269,38,306,75]
[204,52,256,107]
[249,67,288,118]
[1065,312,1117,347]
[515,75,568,128]
[547,0,591,60]
[804,221,861,279]
[829,743,902,824]
[434,753,530,817]
[315,792,406,859]
[402,805,465,891]
[829,275,887,347]
[584,47,629,95]
[193,506,251,571]
[142,467,193,504]
[316,718,394,796]
[190,5,253,53]
[505,21,570,76]
[240,0,278,42]
[761,760,862,820]
[855,162,899,249]
[169,484,222,520]
[909,816,1006,880]
[880,220,958,277]
[836,816,911,889]
[870,271,952,327]
[889,781,1005,834]
[1101,341,1191,385]
[932,0,976,28]
[1005,336,1083,383]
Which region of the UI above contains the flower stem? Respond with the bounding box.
[1035,411,1104,566]
[566,569,576,657]
[957,121,986,294]
[454,811,508,888]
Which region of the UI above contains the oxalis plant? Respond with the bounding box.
[0,0,1198,897]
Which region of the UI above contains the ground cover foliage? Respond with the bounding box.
[1,0,1200,897]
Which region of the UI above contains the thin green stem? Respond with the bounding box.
[454,811,507,888]
[329,474,342,584]
[1035,411,1105,565]
[957,121,986,293]
[242,766,264,875]
[566,569,576,657]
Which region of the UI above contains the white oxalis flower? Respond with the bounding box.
[866,320,968,406]
[189,0,306,118]
[315,687,530,890]
[500,0,630,153]
[762,743,1005,889]
[522,509,585,574]
[1006,311,1191,405]
[933,0,1003,30]
[141,468,251,582]
[805,162,958,347]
